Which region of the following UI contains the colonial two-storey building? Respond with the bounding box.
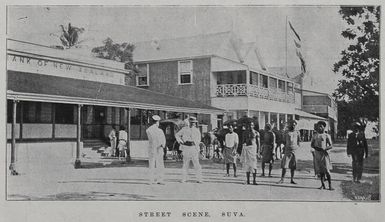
[131,31,334,136]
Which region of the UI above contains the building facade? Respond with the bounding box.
[6,39,222,174]
[132,32,331,133]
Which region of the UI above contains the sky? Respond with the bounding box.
[7,6,350,94]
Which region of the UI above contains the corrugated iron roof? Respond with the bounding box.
[7,71,223,114]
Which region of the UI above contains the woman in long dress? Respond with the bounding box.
[240,122,260,185]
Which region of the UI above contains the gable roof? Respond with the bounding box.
[133,31,242,63]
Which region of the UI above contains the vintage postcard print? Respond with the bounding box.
[2,3,383,222]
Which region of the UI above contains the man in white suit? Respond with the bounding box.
[146,115,166,185]
[175,116,203,183]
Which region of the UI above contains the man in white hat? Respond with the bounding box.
[146,115,166,185]
[175,116,203,183]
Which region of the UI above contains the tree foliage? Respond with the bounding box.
[333,6,379,122]
[92,37,138,72]
[59,23,85,48]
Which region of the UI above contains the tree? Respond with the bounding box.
[333,6,380,129]
[59,23,85,48]
[91,37,137,72]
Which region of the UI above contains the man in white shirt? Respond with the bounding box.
[175,116,203,183]
[146,115,166,185]
[224,124,239,177]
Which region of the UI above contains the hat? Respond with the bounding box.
[317,121,327,127]
[151,115,161,121]
[189,116,198,123]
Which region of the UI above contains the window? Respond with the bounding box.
[55,104,76,124]
[250,72,258,85]
[178,60,193,84]
[136,64,149,86]
[287,82,294,93]
[23,101,52,123]
[278,80,286,92]
[269,77,277,89]
[260,75,268,88]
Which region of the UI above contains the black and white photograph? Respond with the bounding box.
[1,2,383,221]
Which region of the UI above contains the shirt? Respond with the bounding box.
[225,132,239,148]
[146,124,166,150]
[118,130,128,141]
[175,126,201,148]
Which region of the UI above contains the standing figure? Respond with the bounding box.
[146,115,166,185]
[223,124,239,177]
[278,120,300,184]
[175,117,203,183]
[108,126,117,157]
[117,125,128,160]
[347,122,368,183]
[261,124,276,177]
[311,121,334,190]
[240,122,259,185]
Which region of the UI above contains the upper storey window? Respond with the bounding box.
[178,60,193,85]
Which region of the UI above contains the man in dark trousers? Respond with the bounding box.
[347,122,368,183]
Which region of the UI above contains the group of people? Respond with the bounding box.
[108,125,129,160]
[144,114,369,188]
[146,115,203,184]
[222,119,337,189]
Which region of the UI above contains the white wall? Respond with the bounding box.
[22,124,52,138]
[55,124,77,138]
[130,140,149,159]
[6,123,20,139]
[6,141,77,173]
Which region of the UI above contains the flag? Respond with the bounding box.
[289,21,306,75]
[289,21,301,41]
[293,39,301,48]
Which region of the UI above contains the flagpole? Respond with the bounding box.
[285,16,288,77]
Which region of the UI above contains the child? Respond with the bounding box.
[278,120,300,184]
[311,121,334,190]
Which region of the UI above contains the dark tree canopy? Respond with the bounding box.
[59,23,85,48]
[91,38,137,72]
[333,6,379,122]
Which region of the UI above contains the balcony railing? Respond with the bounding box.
[216,84,295,103]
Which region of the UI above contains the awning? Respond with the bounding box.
[7,71,223,115]
[295,109,326,130]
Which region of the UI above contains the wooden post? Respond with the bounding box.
[74,104,82,168]
[126,108,131,162]
[9,100,19,175]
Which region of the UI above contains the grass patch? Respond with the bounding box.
[341,176,380,201]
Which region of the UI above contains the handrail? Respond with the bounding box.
[215,84,295,103]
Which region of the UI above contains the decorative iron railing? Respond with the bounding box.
[215,84,295,103]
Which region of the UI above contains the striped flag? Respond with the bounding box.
[289,21,306,74]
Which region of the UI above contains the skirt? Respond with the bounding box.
[240,145,257,172]
[261,144,274,163]
[313,150,332,174]
[223,147,236,164]
[281,152,296,169]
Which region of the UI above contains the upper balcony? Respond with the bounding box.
[213,70,296,104]
[216,84,295,103]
